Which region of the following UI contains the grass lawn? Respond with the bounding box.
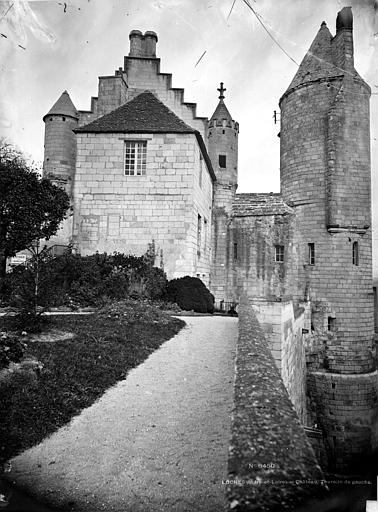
[0,306,185,466]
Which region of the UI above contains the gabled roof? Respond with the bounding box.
[43,91,78,121]
[75,91,195,134]
[210,99,233,121]
[233,193,293,217]
[75,91,216,182]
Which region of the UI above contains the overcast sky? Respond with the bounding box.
[1,0,378,195]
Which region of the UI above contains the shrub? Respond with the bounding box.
[4,249,168,309]
[164,276,214,313]
[98,299,172,325]
[0,332,27,370]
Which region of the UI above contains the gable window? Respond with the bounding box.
[124,140,147,176]
[352,241,359,266]
[308,243,315,265]
[275,245,284,263]
[219,154,226,168]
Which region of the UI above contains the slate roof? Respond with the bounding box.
[44,91,78,120]
[232,193,293,217]
[75,91,216,182]
[75,91,196,134]
[210,99,233,121]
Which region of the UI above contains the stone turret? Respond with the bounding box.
[43,90,78,195]
[43,91,78,247]
[279,8,377,473]
[208,83,239,304]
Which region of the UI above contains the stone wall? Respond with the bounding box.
[227,299,326,511]
[252,299,308,424]
[72,131,213,282]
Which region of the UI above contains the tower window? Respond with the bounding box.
[124,141,147,176]
[219,155,226,168]
[197,214,202,257]
[328,317,336,332]
[275,245,284,263]
[308,243,315,265]
[222,129,225,134]
[352,241,359,266]
[233,242,238,261]
[199,153,203,188]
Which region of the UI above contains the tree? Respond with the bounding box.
[0,139,70,280]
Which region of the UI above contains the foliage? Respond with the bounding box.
[164,276,214,313]
[0,138,70,279]
[4,250,168,310]
[0,310,185,465]
[0,331,27,370]
[98,299,172,324]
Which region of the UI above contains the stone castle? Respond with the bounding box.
[43,8,377,473]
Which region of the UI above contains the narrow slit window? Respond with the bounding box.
[219,154,226,168]
[233,242,238,261]
[124,140,147,176]
[308,243,315,265]
[197,214,202,257]
[352,241,359,266]
[275,245,284,263]
[204,218,208,251]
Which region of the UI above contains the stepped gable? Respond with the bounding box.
[233,193,293,217]
[75,91,196,133]
[43,91,78,121]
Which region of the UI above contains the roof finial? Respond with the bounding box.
[217,82,226,100]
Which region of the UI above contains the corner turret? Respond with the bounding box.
[208,83,239,304]
[43,90,78,193]
[43,90,78,247]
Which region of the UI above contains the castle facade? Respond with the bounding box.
[43,8,377,474]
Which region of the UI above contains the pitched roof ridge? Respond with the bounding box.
[75,90,196,134]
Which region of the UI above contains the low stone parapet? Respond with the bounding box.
[226,299,328,511]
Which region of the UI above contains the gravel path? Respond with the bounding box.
[6,316,238,512]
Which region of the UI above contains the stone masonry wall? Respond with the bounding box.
[72,132,213,282]
[124,57,207,137]
[251,299,308,424]
[227,298,326,511]
[228,213,295,302]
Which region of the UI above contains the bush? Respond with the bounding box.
[164,276,214,313]
[97,299,172,325]
[0,331,27,370]
[4,249,168,309]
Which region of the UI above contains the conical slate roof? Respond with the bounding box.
[285,22,340,94]
[210,99,233,121]
[75,91,195,133]
[43,90,78,120]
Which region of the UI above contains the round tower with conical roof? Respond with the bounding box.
[43,90,78,246]
[43,90,78,194]
[279,8,377,473]
[208,83,239,304]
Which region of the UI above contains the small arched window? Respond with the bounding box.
[352,241,359,266]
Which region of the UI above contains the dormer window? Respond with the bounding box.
[124,141,147,176]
